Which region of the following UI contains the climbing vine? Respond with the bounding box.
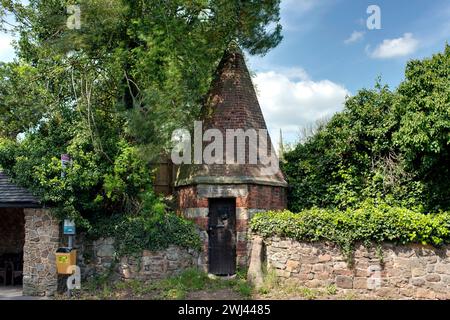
[250,201,450,263]
[88,191,202,257]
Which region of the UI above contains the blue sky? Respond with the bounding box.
[248,0,450,146]
[1,0,449,147]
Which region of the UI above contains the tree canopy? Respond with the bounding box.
[284,45,450,213]
[0,0,283,228]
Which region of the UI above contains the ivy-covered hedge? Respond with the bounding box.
[90,212,202,257]
[250,203,450,258]
[88,192,202,257]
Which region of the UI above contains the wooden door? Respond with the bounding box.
[208,198,236,275]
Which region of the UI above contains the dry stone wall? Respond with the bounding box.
[77,237,200,281]
[264,237,450,299]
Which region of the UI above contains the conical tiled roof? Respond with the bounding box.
[175,46,287,187]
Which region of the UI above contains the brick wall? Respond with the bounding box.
[178,184,287,211]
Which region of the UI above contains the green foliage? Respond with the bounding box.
[76,268,252,300]
[284,45,450,212]
[0,63,52,138]
[0,110,153,228]
[250,203,450,261]
[326,284,337,295]
[1,0,283,154]
[157,268,252,300]
[90,192,202,256]
[0,0,283,241]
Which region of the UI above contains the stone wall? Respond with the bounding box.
[264,237,450,299]
[77,237,200,281]
[22,209,60,296]
[0,208,25,255]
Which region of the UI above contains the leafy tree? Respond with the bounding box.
[284,45,450,212]
[0,0,283,229]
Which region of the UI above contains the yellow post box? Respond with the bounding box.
[56,248,77,275]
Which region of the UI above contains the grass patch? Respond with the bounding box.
[257,268,343,300]
[326,284,337,295]
[61,268,252,300]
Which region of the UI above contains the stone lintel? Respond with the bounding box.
[184,208,209,218]
[175,176,288,188]
[197,184,249,199]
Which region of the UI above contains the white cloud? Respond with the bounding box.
[253,69,350,145]
[0,32,15,62]
[281,0,318,14]
[280,0,329,32]
[368,33,419,59]
[344,31,365,44]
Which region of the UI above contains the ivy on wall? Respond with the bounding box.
[88,192,202,257]
[250,201,450,262]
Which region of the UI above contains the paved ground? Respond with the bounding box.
[0,286,47,300]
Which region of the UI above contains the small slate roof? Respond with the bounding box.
[0,171,41,208]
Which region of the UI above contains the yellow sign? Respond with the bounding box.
[55,250,77,274]
[58,256,68,263]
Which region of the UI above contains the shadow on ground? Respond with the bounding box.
[0,286,48,300]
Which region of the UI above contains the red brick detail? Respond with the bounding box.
[236,219,248,232]
[177,186,210,209]
[178,185,287,211]
[197,198,209,208]
[247,185,287,210]
[193,217,208,230]
[236,241,247,256]
[236,196,248,208]
[177,186,197,209]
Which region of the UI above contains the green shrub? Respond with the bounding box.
[90,212,202,257]
[89,192,202,257]
[250,202,450,261]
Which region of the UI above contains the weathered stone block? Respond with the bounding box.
[315,272,331,280]
[318,254,332,262]
[411,268,427,277]
[286,260,300,272]
[353,278,367,289]
[97,244,115,258]
[375,287,396,298]
[425,274,441,282]
[434,263,450,275]
[275,269,290,278]
[306,279,322,288]
[336,276,353,289]
[411,278,425,287]
[416,288,436,299]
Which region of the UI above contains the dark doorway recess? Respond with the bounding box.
[0,208,24,287]
[208,198,236,276]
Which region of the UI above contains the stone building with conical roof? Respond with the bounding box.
[175,46,287,275]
